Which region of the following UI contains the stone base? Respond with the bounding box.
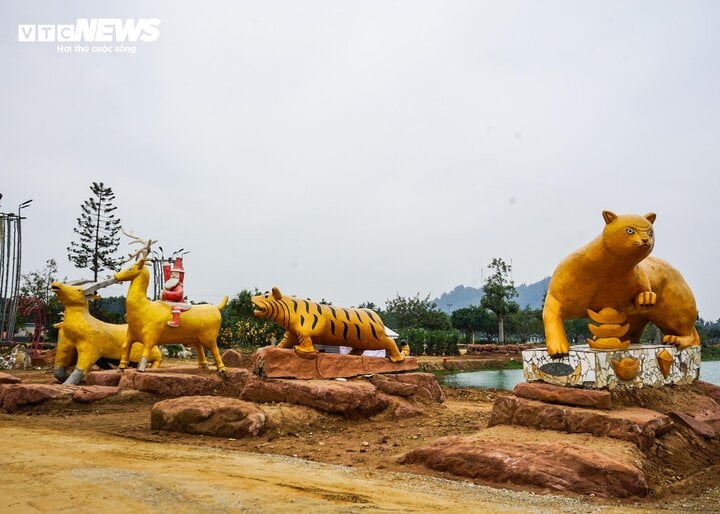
[253,346,419,380]
[522,344,701,390]
[489,395,672,450]
[398,427,650,498]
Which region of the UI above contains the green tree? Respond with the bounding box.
[383,293,451,331]
[697,317,720,345]
[93,296,127,324]
[67,182,122,281]
[19,259,58,305]
[357,301,380,312]
[450,305,495,343]
[479,258,519,343]
[219,288,284,348]
[564,318,589,345]
[18,259,63,340]
[507,306,543,343]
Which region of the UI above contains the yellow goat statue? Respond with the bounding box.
[252,287,404,362]
[114,233,228,373]
[52,280,162,384]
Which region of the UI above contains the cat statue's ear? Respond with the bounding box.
[645,212,657,224]
[602,211,617,225]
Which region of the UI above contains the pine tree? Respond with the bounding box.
[67,182,122,281]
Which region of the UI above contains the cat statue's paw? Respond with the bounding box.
[545,338,570,358]
[662,334,698,350]
[634,291,657,308]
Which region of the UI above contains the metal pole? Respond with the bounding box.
[0,215,8,341]
[6,213,19,340]
[0,200,32,343]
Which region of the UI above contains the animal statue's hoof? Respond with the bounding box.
[63,368,85,385]
[167,321,179,327]
[137,356,148,372]
[54,366,68,383]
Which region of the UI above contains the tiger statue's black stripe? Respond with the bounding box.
[252,287,404,362]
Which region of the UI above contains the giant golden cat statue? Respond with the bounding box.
[543,211,700,357]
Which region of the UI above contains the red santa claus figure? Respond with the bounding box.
[161,257,187,327]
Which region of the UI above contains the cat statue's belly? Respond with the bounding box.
[542,211,700,357]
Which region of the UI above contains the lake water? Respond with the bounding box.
[438,359,720,390]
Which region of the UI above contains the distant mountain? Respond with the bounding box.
[433,277,550,313]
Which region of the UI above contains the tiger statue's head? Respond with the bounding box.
[252,287,289,326]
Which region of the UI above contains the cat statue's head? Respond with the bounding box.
[601,211,656,260]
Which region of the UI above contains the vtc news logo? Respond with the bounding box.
[18,18,161,43]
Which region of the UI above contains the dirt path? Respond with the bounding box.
[3,364,720,512]
[0,421,662,514]
[6,421,720,514]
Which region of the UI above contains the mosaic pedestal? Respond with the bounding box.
[522,344,701,390]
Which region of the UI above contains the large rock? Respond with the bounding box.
[118,371,223,396]
[399,436,648,498]
[669,411,716,438]
[371,373,444,403]
[388,398,424,418]
[87,370,122,387]
[109,368,250,397]
[220,349,253,368]
[71,385,120,403]
[0,383,120,412]
[240,375,388,419]
[253,346,418,380]
[0,384,74,412]
[369,374,417,396]
[222,368,252,389]
[0,372,21,384]
[151,396,265,438]
[488,395,672,450]
[514,382,612,410]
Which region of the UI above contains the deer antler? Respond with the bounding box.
[121,228,157,263]
[67,279,93,286]
[81,277,118,297]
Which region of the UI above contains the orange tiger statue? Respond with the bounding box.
[252,287,404,362]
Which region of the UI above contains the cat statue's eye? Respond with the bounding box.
[626,228,635,235]
[649,229,654,236]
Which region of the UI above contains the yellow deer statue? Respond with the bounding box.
[52,280,163,384]
[114,230,228,373]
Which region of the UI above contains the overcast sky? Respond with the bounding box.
[2,1,720,320]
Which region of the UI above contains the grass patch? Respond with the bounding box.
[702,345,720,361]
[430,358,523,377]
[502,359,523,369]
